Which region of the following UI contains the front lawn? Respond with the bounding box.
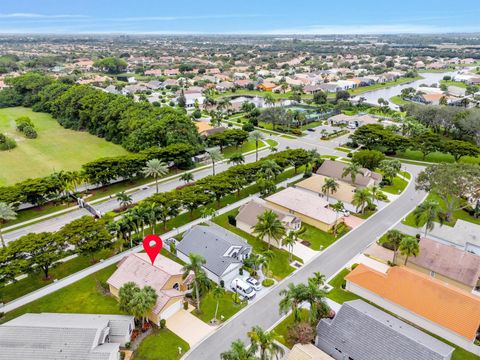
[390,95,408,106]
[273,309,310,348]
[133,329,189,360]
[0,264,122,324]
[381,176,408,195]
[299,223,341,251]
[193,289,246,323]
[395,150,455,163]
[326,268,361,304]
[222,139,258,157]
[213,210,299,280]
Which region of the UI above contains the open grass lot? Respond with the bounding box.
[440,80,468,89]
[396,149,480,165]
[0,107,129,186]
[213,209,298,280]
[349,76,422,95]
[133,329,190,360]
[0,264,122,324]
[389,95,408,106]
[193,289,247,323]
[403,192,480,228]
[222,139,257,157]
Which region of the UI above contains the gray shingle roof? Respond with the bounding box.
[316,300,454,360]
[177,224,251,277]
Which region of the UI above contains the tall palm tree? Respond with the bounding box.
[130,285,158,328]
[279,283,306,322]
[130,206,148,238]
[212,285,226,323]
[321,177,339,201]
[282,231,297,262]
[207,148,223,176]
[228,152,245,165]
[143,158,169,193]
[259,160,281,180]
[249,131,264,161]
[330,201,345,238]
[220,340,258,360]
[352,188,372,214]
[116,191,133,210]
[182,253,207,310]
[248,326,285,360]
[122,213,136,248]
[180,172,194,184]
[413,200,444,238]
[309,272,326,287]
[0,202,16,248]
[253,210,286,249]
[217,97,232,113]
[370,185,383,204]
[399,236,420,265]
[378,229,404,265]
[304,281,327,323]
[341,162,363,185]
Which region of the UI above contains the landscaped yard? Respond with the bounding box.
[213,209,299,280]
[389,95,408,106]
[0,107,129,186]
[132,329,189,360]
[299,223,341,251]
[326,268,360,304]
[273,308,309,348]
[0,264,122,324]
[193,289,247,323]
[222,139,257,157]
[381,176,408,195]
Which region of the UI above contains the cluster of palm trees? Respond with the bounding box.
[118,282,158,329]
[221,326,284,360]
[379,229,420,265]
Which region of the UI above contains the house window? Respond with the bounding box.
[173,283,179,290]
[430,271,436,277]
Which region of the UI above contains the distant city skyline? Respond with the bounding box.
[1,0,480,34]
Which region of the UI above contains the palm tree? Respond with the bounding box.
[145,203,159,234]
[130,285,158,329]
[341,162,363,185]
[309,272,326,287]
[378,229,404,265]
[180,172,194,184]
[228,152,245,165]
[279,283,306,322]
[248,326,285,360]
[399,236,420,265]
[249,131,264,161]
[259,160,281,180]
[413,200,444,238]
[304,281,327,323]
[261,250,275,276]
[122,213,136,248]
[220,340,258,360]
[253,210,286,249]
[0,202,16,248]
[143,158,169,193]
[118,281,140,313]
[116,191,133,210]
[370,185,383,204]
[321,177,338,201]
[212,285,225,323]
[207,148,223,176]
[330,201,345,238]
[217,97,232,113]
[182,253,207,310]
[282,231,297,262]
[352,188,372,214]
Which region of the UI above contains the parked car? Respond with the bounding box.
[342,210,350,217]
[245,277,261,291]
[231,278,256,300]
[306,128,315,132]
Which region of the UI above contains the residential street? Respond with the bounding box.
[183,164,426,360]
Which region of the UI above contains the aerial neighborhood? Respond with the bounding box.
[0,3,480,360]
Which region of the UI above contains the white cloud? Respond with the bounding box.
[0,13,89,19]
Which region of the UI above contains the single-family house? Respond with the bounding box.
[328,113,379,128]
[107,253,190,324]
[236,199,302,246]
[177,224,252,284]
[316,160,382,188]
[265,187,341,232]
[257,82,276,91]
[345,264,480,353]
[216,81,235,92]
[0,313,135,360]
[315,300,454,360]
[296,174,356,204]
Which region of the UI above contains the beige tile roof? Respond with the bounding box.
[296,174,356,203]
[288,344,333,360]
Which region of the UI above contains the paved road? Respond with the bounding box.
[183,164,426,360]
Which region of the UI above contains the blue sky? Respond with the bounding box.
[1,0,480,34]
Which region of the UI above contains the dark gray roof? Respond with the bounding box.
[177,224,251,277]
[316,300,454,360]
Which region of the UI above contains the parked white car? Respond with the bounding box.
[231,278,256,300]
[245,277,262,291]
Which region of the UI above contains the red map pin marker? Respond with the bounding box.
[143,234,163,265]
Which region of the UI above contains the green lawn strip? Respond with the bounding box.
[439,80,468,89]
[389,95,408,106]
[402,192,480,228]
[213,209,299,280]
[395,150,455,163]
[281,134,297,139]
[193,290,247,323]
[325,269,479,360]
[348,77,422,95]
[381,176,408,195]
[132,329,190,360]
[0,264,122,324]
[273,309,310,348]
[0,107,129,186]
[3,201,77,229]
[334,147,351,153]
[400,171,411,180]
[266,139,278,147]
[353,209,376,219]
[299,223,339,251]
[222,140,257,157]
[300,121,324,130]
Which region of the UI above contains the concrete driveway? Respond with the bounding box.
[166,309,215,346]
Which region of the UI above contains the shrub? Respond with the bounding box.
[220,280,225,288]
[262,278,274,287]
[120,352,126,360]
[15,116,33,130]
[160,319,166,329]
[22,125,38,139]
[242,122,254,132]
[287,322,316,345]
[227,214,237,226]
[183,301,189,310]
[0,133,16,151]
[124,342,131,349]
[341,280,346,289]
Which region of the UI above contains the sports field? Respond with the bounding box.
[0,107,129,186]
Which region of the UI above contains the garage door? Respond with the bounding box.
[161,300,182,320]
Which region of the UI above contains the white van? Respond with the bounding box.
[231,278,256,300]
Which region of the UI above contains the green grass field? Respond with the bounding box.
[193,289,247,323]
[0,107,129,186]
[349,77,422,95]
[133,329,190,360]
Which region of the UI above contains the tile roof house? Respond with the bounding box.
[316,160,382,188]
[0,313,135,360]
[176,224,252,284]
[315,300,454,360]
[235,199,301,247]
[345,264,480,352]
[107,253,190,324]
[296,174,356,204]
[288,343,333,360]
[265,187,342,232]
